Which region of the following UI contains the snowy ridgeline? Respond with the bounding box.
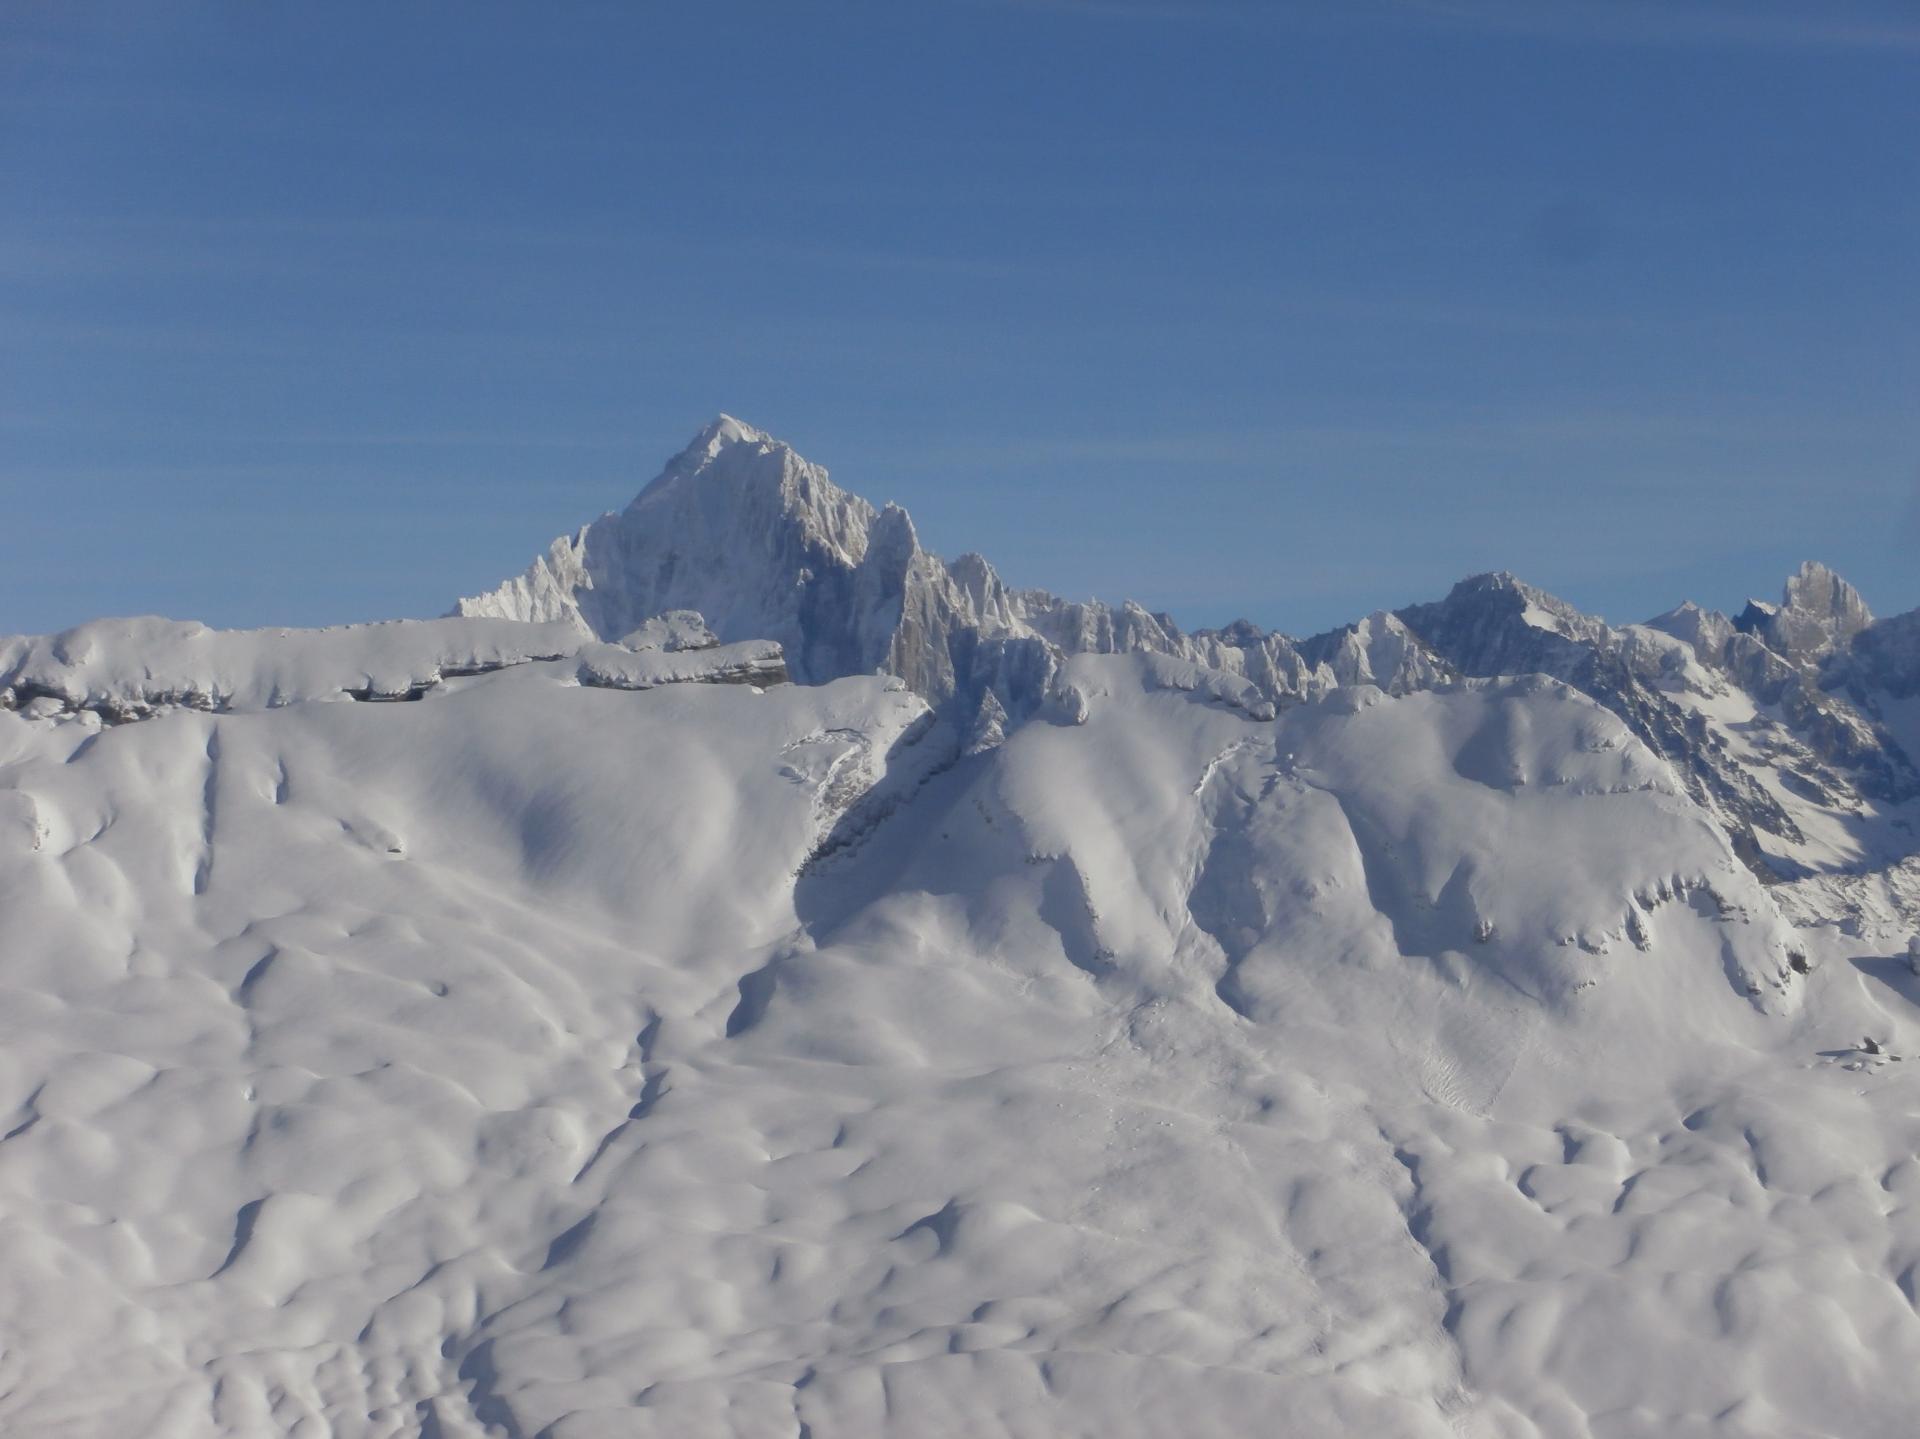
[2,417,1920,1438]
[0,610,786,722]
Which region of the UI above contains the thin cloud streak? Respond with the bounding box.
[993,0,1920,53]
[1393,0,1920,54]
[859,409,1902,475]
[987,0,1283,24]
[240,430,647,452]
[0,217,1028,286]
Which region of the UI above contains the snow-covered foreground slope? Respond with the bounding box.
[4,633,1920,1438]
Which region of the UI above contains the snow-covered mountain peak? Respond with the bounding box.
[1395,570,1607,675]
[647,412,813,496]
[1785,559,1872,626]
[1455,569,1591,623]
[456,417,890,676]
[684,410,767,454]
[1735,559,1875,666]
[464,417,1280,715]
[1650,569,1872,660]
[629,412,876,565]
[1644,600,1738,666]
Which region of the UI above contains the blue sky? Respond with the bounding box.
[4,1,1916,639]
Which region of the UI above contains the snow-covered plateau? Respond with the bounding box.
[5,416,1920,1438]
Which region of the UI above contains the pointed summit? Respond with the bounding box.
[666,413,776,473]
[1782,560,1872,633]
[1645,600,1735,664]
[454,416,1356,721]
[1734,561,1873,664]
[702,412,762,445]
[457,416,881,675]
[1395,570,1610,680]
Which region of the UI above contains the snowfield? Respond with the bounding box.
[3,419,1919,1438]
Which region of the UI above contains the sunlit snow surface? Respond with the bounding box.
[3,633,1918,1439]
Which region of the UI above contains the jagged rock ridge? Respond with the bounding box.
[459,418,1457,721]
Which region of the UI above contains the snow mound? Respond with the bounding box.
[620,609,719,653]
[577,637,786,692]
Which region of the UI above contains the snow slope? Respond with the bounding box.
[4,417,1920,1437]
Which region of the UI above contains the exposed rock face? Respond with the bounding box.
[1734,561,1875,665]
[456,417,891,682]
[1830,607,1920,701]
[459,417,1039,708]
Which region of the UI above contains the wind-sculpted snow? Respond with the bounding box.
[575,638,787,693]
[0,615,582,717]
[0,614,788,723]
[6,634,1919,1438]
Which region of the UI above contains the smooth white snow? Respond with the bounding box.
[2,635,1916,1437]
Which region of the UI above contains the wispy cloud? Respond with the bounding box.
[706,237,1027,281]
[0,213,1030,289]
[1268,291,1643,338]
[0,317,304,359]
[987,0,1275,22]
[856,406,1905,478]
[1392,0,1920,54]
[989,0,1920,53]
[235,430,646,452]
[0,459,626,504]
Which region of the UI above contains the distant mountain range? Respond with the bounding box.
[459,415,1920,884]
